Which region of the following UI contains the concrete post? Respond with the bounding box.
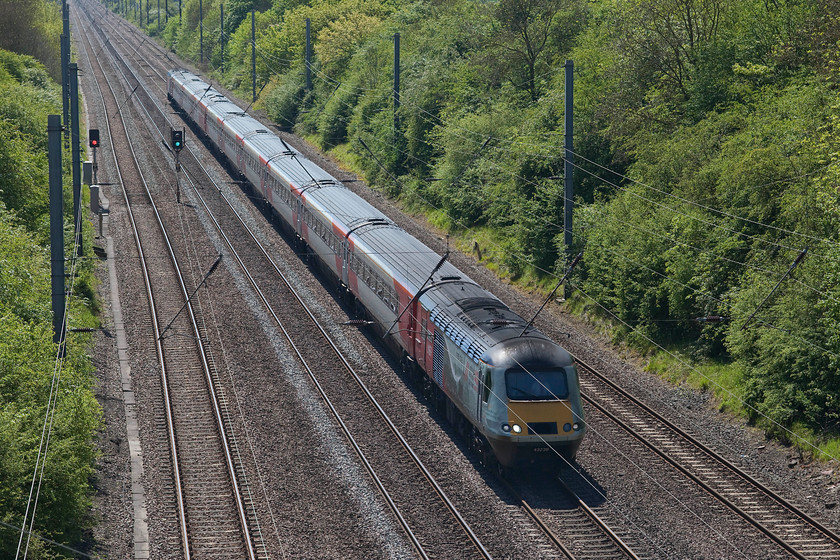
[394,32,400,131]
[199,0,203,63]
[251,9,256,103]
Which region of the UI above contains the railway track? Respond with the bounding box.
[77,2,496,558]
[76,3,840,559]
[503,473,643,560]
[577,356,840,560]
[76,4,649,558]
[157,84,495,560]
[74,5,262,558]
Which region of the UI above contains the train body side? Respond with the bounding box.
[167,69,586,469]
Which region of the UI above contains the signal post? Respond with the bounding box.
[171,128,184,202]
[89,128,100,184]
[88,129,106,238]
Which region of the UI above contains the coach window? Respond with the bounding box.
[482,369,492,403]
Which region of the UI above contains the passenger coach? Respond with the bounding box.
[167,69,586,470]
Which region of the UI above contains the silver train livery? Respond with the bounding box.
[167,69,585,470]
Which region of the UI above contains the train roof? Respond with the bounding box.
[242,130,287,157]
[169,69,557,363]
[304,185,472,289]
[266,150,337,188]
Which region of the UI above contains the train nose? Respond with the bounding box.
[506,401,577,437]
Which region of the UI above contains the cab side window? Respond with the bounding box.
[482,370,492,403]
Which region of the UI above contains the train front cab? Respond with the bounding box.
[481,338,585,470]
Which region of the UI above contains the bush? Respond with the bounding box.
[262,70,306,129]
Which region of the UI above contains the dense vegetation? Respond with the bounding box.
[0,5,101,558]
[130,0,840,455]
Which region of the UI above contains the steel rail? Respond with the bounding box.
[556,478,641,560]
[72,12,191,560]
[577,355,840,560]
[499,479,577,559]
[75,4,258,559]
[175,129,492,559]
[84,6,478,556]
[85,7,641,558]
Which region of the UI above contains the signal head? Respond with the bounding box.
[171,129,184,152]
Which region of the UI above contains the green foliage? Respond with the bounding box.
[490,0,587,102]
[262,69,306,129]
[314,10,383,70]
[0,0,62,80]
[224,0,272,38]
[0,50,101,558]
[0,210,101,559]
[316,80,361,147]
[0,51,62,241]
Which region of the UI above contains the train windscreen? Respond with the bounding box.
[505,368,569,401]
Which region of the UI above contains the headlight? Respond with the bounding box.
[501,423,511,432]
[512,424,522,434]
[573,422,581,431]
[563,423,572,432]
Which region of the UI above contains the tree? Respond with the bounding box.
[222,0,272,38]
[618,0,728,100]
[0,0,61,80]
[492,0,577,102]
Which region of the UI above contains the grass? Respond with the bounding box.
[589,315,840,463]
[644,350,747,417]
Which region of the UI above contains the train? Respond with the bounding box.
[167,69,586,471]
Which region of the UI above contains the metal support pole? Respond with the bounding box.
[305,18,311,92]
[165,0,168,24]
[70,63,83,257]
[48,115,66,347]
[175,151,181,204]
[563,60,574,298]
[62,0,70,138]
[220,4,224,73]
[251,9,256,103]
[393,32,400,131]
[61,35,69,137]
[199,0,203,63]
[93,146,99,185]
[179,0,181,24]
[157,0,160,32]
